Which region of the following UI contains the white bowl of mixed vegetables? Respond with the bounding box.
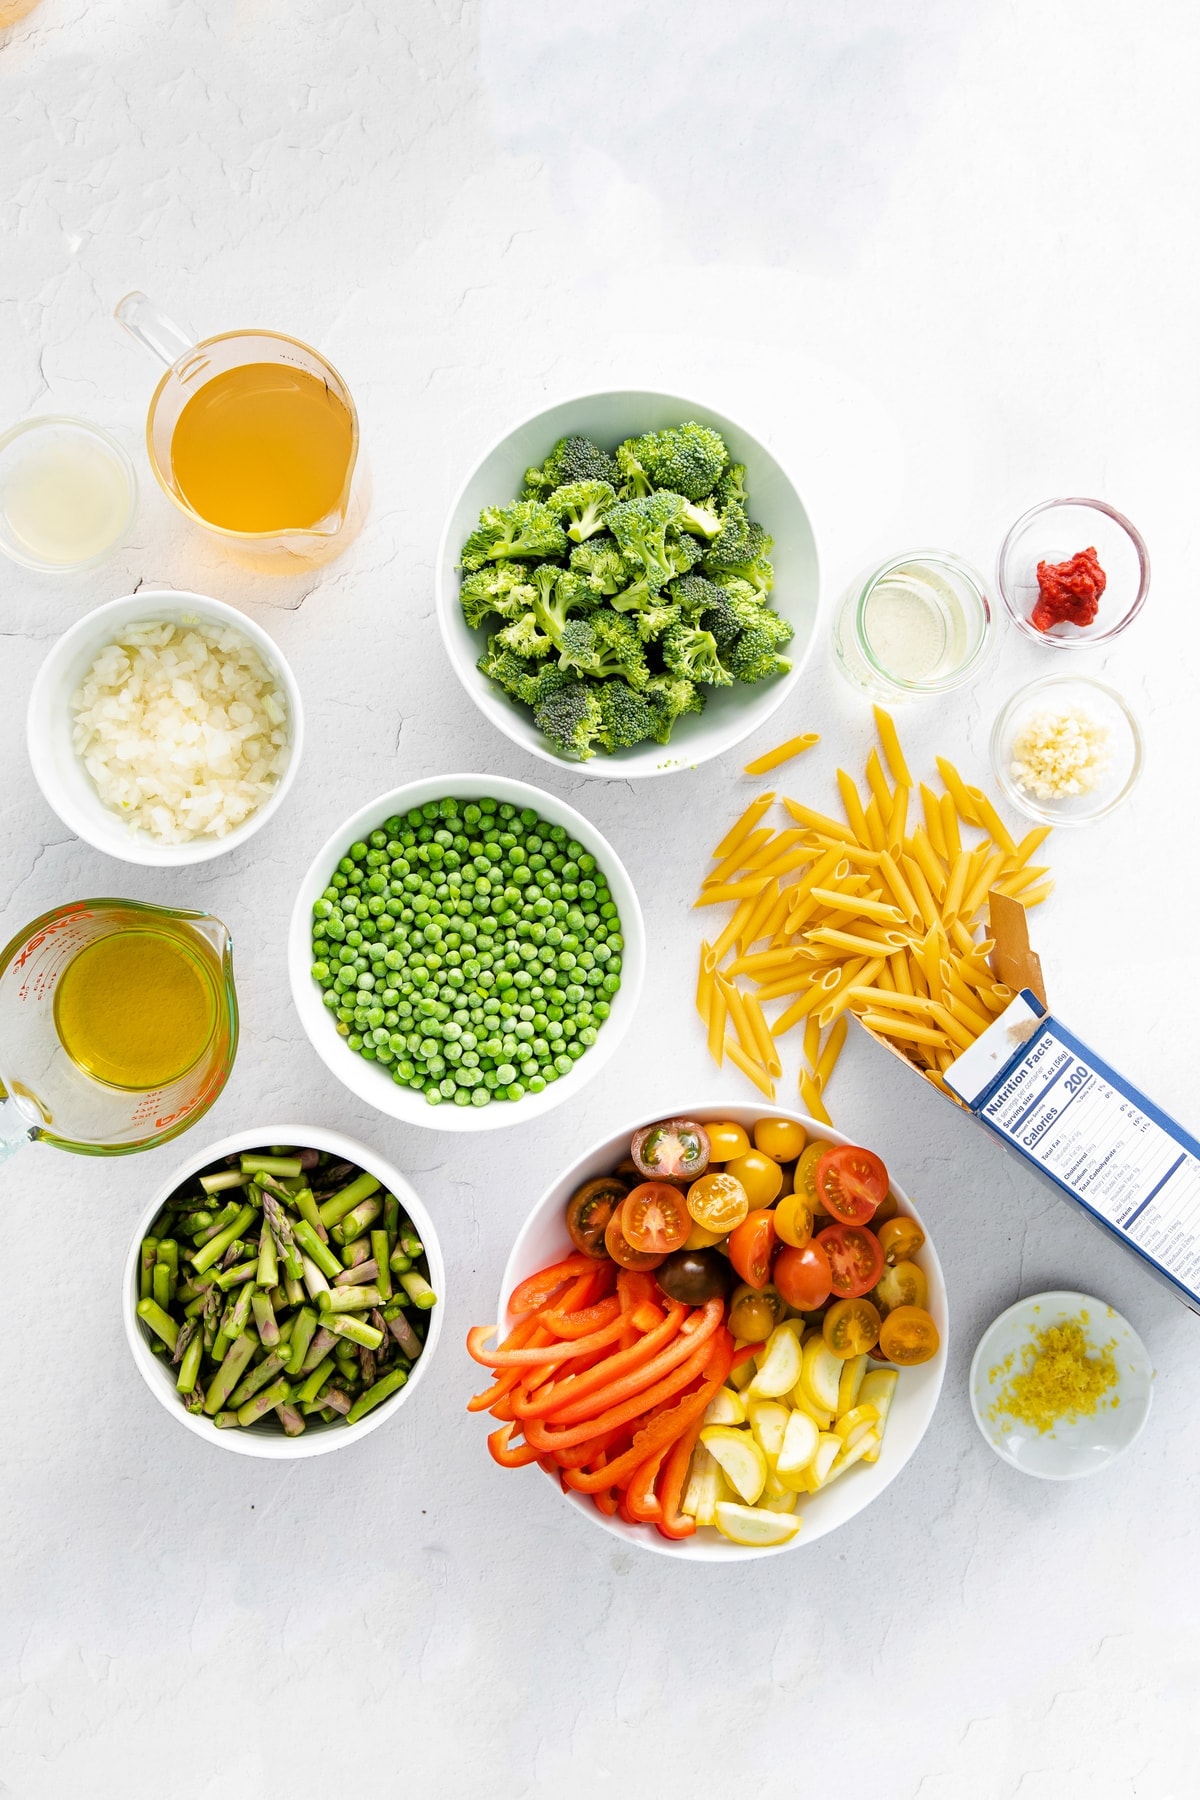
[436,390,821,778]
[478,1104,947,1559]
[124,1125,444,1459]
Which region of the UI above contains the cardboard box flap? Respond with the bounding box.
[987,889,1046,1006]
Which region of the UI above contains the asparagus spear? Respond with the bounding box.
[318,1284,383,1314]
[370,1230,392,1301]
[387,1310,423,1360]
[199,1168,249,1195]
[399,1270,437,1310]
[239,1154,303,1178]
[317,1171,380,1230]
[293,1219,341,1280]
[137,1297,178,1353]
[332,1196,382,1245]
[347,1365,408,1424]
[321,1312,384,1351]
[191,1204,257,1274]
[203,1332,257,1413]
[251,1292,280,1347]
[139,1237,158,1300]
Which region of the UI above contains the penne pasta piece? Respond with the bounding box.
[939,791,962,860]
[744,733,820,776]
[771,985,826,1036]
[1019,881,1055,907]
[836,769,872,846]
[845,987,939,1016]
[727,947,805,977]
[941,849,972,922]
[960,850,1008,923]
[925,1001,977,1053]
[755,973,823,1002]
[754,846,817,884]
[817,960,885,1027]
[919,783,947,858]
[900,854,940,932]
[739,828,805,873]
[873,706,914,787]
[738,877,783,952]
[799,1070,832,1125]
[782,799,857,843]
[809,926,910,958]
[995,864,1050,897]
[863,794,888,852]
[711,896,755,963]
[814,1016,848,1088]
[803,1014,822,1066]
[887,785,909,854]
[967,789,1018,858]
[878,851,921,926]
[696,942,716,1020]
[744,991,783,1078]
[704,828,774,888]
[936,757,981,826]
[865,748,893,821]
[726,1037,775,1100]
[907,827,948,903]
[711,792,776,863]
[717,973,755,1056]
[757,887,793,945]
[858,1013,949,1048]
[808,887,905,925]
[889,950,915,996]
[693,880,763,907]
[944,988,994,1038]
[1007,825,1053,870]
[706,981,728,1065]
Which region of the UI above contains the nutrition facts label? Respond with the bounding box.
[977,1022,1200,1304]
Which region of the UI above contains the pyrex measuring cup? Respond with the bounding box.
[115,291,362,567]
[0,900,237,1164]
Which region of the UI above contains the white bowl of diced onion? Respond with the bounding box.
[27,588,304,866]
[496,1103,948,1561]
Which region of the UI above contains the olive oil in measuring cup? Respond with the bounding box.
[53,929,217,1089]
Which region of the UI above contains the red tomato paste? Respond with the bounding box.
[1031,546,1106,632]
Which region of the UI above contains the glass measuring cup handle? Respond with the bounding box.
[0,1094,33,1166]
[114,292,198,369]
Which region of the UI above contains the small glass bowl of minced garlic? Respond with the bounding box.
[990,674,1143,825]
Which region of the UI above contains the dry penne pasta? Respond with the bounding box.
[865,748,893,820]
[803,1014,822,1066]
[808,887,905,925]
[706,981,727,1065]
[935,757,980,825]
[782,799,857,842]
[743,732,820,776]
[743,990,783,1077]
[813,1016,849,1088]
[798,1070,832,1125]
[874,706,914,787]
[726,1037,775,1099]
[704,828,774,888]
[696,942,716,1019]
[711,792,776,862]
[836,769,871,845]
[859,1012,949,1048]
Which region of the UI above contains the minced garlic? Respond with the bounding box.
[988,1314,1119,1436]
[1010,703,1111,801]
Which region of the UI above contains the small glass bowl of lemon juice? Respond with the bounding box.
[0,416,137,572]
[833,549,994,702]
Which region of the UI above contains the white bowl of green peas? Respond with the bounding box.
[123,1125,444,1458]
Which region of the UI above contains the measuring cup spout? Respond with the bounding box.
[115,292,198,370]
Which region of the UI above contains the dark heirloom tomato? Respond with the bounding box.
[620,1183,691,1255]
[814,1146,889,1225]
[565,1178,625,1259]
[816,1223,884,1299]
[655,1248,732,1305]
[631,1118,711,1182]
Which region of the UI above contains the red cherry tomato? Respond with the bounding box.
[815,1146,889,1225]
[727,1208,777,1290]
[772,1241,832,1310]
[604,1207,664,1271]
[815,1223,884,1298]
[620,1182,692,1255]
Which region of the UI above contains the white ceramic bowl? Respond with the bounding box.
[27,588,304,866]
[123,1124,445,1459]
[436,389,821,778]
[969,1289,1153,1480]
[494,1102,948,1560]
[288,774,646,1133]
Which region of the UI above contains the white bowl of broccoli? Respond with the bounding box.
[435,391,821,778]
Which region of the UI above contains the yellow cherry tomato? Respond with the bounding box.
[878,1304,939,1365]
[773,1189,813,1250]
[794,1141,835,1211]
[706,1120,751,1162]
[753,1117,807,1163]
[877,1215,925,1263]
[822,1297,882,1358]
[725,1150,783,1207]
[728,1283,785,1343]
[686,1170,749,1234]
[684,1218,725,1251]
[872,1259,928,1315]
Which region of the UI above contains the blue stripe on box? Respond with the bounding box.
[1124,1153,1187,1230]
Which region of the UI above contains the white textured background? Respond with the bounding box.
[3,3,1200,1796]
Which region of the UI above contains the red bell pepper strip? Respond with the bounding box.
[487,1423,539,1467]
[526,1318,727,1456]
[617,1269,660,1313]
[508,1254,599,1316]
[466,1314,626,1368]
[654,1413,706,1539]
[510,1301,688,1421]
[538,1294,622,1340]
[630,1301,666,1332]
[592,1487,620,1516]
[563,1330,733,1492]
[625,1444,668,1522]
[536,1297,724,1429]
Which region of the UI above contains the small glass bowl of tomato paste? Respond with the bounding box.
[996,498,1149,647]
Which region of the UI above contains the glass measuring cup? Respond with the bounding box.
[0,900,237,1165]
[115,291,362,568]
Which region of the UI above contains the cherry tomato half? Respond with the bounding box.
[620,1183,691,1255]
[877,1215,925,1264]
[706,1120,751,1162]
[725,1151,783,1207]
[631,1118,710,1182]
[565,1178,625,1258]
[772,1241,832,1310]
[773,1189,813,1250]
[686,1171,749,1234]
[604,1206,664,1270]
[822,1297,882,1358]
[815,1223,884,1299]
[728,1208,777,1289]
[794,1141,835,1210]
[878,1304,940,1365]
[753,1117,807,1163]
[728,1282,786,1342]
[815,1145,889,1225]
[873,1259,928,1315]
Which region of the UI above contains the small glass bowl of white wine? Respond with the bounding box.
[0,416,137,573]
[833,549,994,702]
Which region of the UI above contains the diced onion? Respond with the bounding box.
[70,619,291,843]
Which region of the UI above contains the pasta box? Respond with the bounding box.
[861,891,1200,1316]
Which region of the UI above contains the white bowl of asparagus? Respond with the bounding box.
[123,1124,444,1458]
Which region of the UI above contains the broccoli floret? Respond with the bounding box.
[595,680,656,752]
[707,522,774,594]
[614,439,655,498]
[699,499,752,571]
[569,538,630,595]
[534,681,604,761]
[461,501,567,571]
[714,463,748,510]
[459,561,538,628]
[495,613,554,659]
[665,527,704,575]
[662,622,734,687]
[633,601,682,644]
[558,612,649,688]
[607,491,688,589]
[546,481,617,544]
[477,637,538,700]
[676,497,723,540]
[726,614,794,683]
[515,660,574,709]
[643,672,706,745]
[528,564,598,646]
[524,435,620,497]
[624,423,729,501]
